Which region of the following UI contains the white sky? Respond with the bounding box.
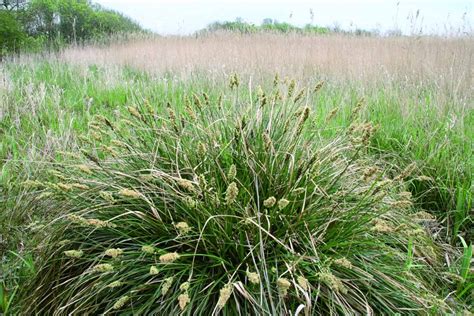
[95,0,473,35]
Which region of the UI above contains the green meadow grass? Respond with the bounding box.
[0,61,472,314]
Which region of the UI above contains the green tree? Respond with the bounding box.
[0,10,26,59]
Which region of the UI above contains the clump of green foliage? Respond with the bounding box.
[204,18,331,35]
[0,10,26,58]
[201,18,377,36]
[0,0,144,56]
[18,78,466,314]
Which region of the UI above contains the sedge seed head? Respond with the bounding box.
[107,281,123,288]
[179,282,190,292]
[77,164,92,174]
[64,250,83,258]
[297,275,309,291]
[175,222,191,235]
[149,266,159,275]
[263,196,276,208]
[86,218,109,228]
[100,191,115,203]
[178,293,190,310]
[127,106,142,120]
[92,263,114,273]
[246,269,260,285]
[226,182,238,205]
[159,252,180,264]
[217,284,233,309]
[141,245,155,254]
[112,295,129,310]
[228,164,237,181]
[371,218,394,233]
[333,257,353,269]
[177,179,195,192]
[318,272,347,294]
[162,277,174,296]
[58,183,73,192]
[72,183,89,190]
[278,198,290,210]
[277,278,291,297]
[119,188,141,199]
[104,248,123,258]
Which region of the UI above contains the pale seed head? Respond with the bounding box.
[278,198,290,210]
[263,196,276,208]
[77,164,92,174]
[297,275,309,291]
[277,278,291,297]
[179,282,190,292]
[104,248,123,258]
[159,252,180,264]
[149,266,159,275]
[318,272,347,294]
[107,281,123,288]
[112,295,129,310]
[333,257,353,269]
[246,269,260,285]
[217,284,233,309]
[228,164,237,181]
[175,222,191,235]
[178,293,190,310]
[119,188,142,199]
[92,263,114,273]
[162,277,174,296]
[64,250,83,258]
[141,245,155,254]
[226,182,238,205]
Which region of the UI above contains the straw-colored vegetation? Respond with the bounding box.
[0,32,473,315]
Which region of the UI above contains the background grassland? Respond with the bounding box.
[0,33,473,313]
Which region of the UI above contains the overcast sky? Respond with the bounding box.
[95,0,472,35]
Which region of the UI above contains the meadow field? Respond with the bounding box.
[0,33,473,314]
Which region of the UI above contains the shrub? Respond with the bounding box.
[20,78,459,314]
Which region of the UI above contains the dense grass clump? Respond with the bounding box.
[19,81,463,314]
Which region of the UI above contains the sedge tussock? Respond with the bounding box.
[20,81,460,315]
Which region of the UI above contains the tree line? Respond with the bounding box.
[201,18,376,36]
[1,0,144,59]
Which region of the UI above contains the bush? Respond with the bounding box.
[20,78,462,314]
